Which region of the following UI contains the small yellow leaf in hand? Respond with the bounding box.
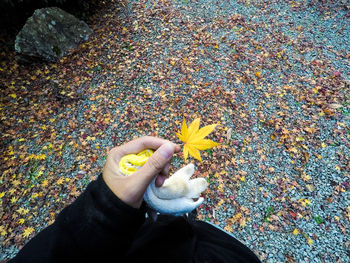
[176,118,219,161]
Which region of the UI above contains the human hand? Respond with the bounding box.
[102,136,181,208]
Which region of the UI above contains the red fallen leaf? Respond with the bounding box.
[205,206,211,211]
[333,71,341,77]
[2,214,9,220]
[289,211,297,220]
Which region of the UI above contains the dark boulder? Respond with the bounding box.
[15,7,92,62]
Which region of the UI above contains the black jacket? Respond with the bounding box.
[9,175,261,263]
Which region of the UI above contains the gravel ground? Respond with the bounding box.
[0,0,349,262]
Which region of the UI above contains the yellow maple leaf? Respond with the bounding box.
[293,228,300,235]
[42,179,49,187]
[22,227,34,238]
[175,118,219,161]
[10,196,18,204]
[0,225,7,236]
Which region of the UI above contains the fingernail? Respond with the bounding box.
[159,143,174,160]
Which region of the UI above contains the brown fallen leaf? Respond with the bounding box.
[303,152,310,163]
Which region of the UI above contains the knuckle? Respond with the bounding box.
[140,135,151,142]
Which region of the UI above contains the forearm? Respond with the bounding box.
[9,175,147,263]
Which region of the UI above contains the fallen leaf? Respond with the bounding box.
[226,128,232,142]
[328,103,342,109]
[22,227,35,238]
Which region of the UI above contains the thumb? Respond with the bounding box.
[135,142,174,181]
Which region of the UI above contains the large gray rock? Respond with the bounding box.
[15,7,92,62]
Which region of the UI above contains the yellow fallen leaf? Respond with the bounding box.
[23,227,35,238]
[307,238,313,245]
[16,207,29,215]
[9,93,17,98]
[11,196,18,204]
[57,178,64,185]
[12,180,21,187]
[293,228,300,235]
[42,179,48,187]
[240,218,247,228]
[0,226,7,236]
[224,224,233,232]
[296,136,304,142]
[176,118,219,161]
[216,199,225,208]
[299,198,311,207]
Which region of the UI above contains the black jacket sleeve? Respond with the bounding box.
[9,174,147,263]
